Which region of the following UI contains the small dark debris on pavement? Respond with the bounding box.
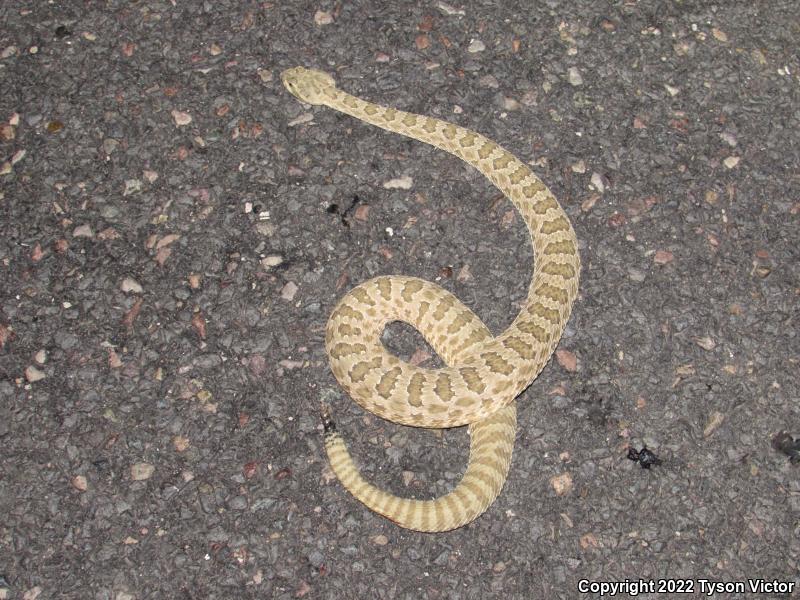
[771,432,800,464]
[627,446,663,470]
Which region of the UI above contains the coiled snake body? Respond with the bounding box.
[282,67,580,532]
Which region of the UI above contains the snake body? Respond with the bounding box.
[282,67,580,531]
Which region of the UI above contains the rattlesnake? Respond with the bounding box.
[282,67,580,532]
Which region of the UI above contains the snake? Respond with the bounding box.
[281,67,580,532]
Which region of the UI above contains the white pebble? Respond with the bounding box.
[121,277,143,293]
[568,67,583,86]
[467,39,485,53]
[383,176,413,190]
[590,172,605,194]
[281,281,298,301]
[25,365,46,382]
[123,179,142,196]
[171,110,192,126]
[719,132,737,147]
[288,113,314,127]
[314,10,333,25]
[723,156,740,169]
[261,255,283,268]
[131,463,155,481]
[437,1,465,15]
[73,224,94,238]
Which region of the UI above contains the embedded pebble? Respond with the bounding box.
[704,411,726,436]
[711,28,728,42]
[383,176,413,190]
[288,113,314,127]
[437,2,465,15]
[654,250,674,265]
[130,463,155,481]
[590,172,605,193]
[25,365,46,382]
[261,255,284,268]
[102,138,119,155]
[121,277,143,293]
[0,124,14,141]
[628,268,646,282]
[156,234,180,249]
[556,350,578,372]
[467,39,485,53]
[719,132,737,147]
[308,550,325,568]
[695,336,717,351]
[228,496,248,510]
[571,160,586,174]
[402,471,415,486]
[314,10,333,25]
[281,281,298,301]
[550,472,573,496]
[123,179,142,196]
[520,90,538,106]
[479,75,500,88]
[73,224,94,238]
[723,156,740,169]
[171,110,192,126]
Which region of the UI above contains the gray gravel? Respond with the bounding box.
[1,1,798,598]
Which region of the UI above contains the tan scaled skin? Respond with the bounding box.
[282,67,580,531]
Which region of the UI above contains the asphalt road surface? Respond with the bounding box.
[1,1,798,598]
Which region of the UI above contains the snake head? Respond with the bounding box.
[281,67,336,105]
